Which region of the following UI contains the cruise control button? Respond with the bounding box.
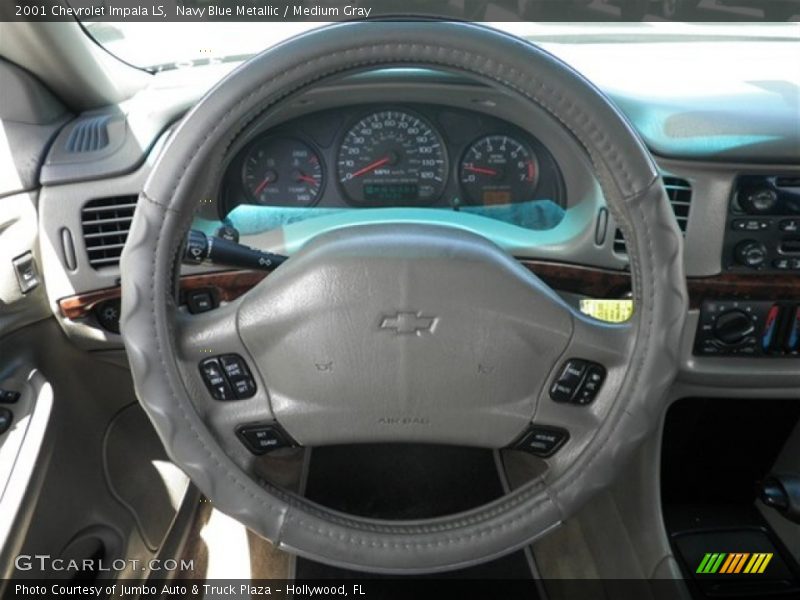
[237,424,292,455]
[231,377,256,399]
[219,354,246,379]
[513,425,569,457]
[199,358,234,401]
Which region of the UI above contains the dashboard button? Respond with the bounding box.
[237,424,293,455]
[0,390,20,404]
[513,425,569,457]
[12,252,39,294]
[779,219,799,233]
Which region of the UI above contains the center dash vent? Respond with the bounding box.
[65,115,111,153]
[81,196,138,268]
[613,176,692,255]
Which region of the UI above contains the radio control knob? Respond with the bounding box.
[741,188,778,214]
[713,310,755,345]
[735,240,767,268]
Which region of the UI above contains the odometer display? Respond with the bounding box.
[459,135,539,206]
[337,110,447,205]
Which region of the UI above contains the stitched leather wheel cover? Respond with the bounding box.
[120,22,687,572]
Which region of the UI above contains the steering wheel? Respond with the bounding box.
[120,22,687,573]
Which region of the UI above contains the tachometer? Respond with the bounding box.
[337,110,447,205]
[459,135,539,205]
[242,137,323,207]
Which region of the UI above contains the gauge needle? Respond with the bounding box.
[253,175,274,196]
[350,156,391,179]
[296,173,318,186]
[464,165,498,176]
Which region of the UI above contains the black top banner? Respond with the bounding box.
[3,0,799,21]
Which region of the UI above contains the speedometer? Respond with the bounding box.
[337,110,447,205]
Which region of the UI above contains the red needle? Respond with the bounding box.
[464,165,498,176]
[297,174,318,186]
[349,156,391,179]
[253,177,272,196]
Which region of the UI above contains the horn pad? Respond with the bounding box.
[237,224,574,447]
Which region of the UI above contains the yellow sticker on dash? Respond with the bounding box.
[579,299,634,323]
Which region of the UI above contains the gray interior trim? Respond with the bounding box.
[0,369,52,571]
[0,22,150,112]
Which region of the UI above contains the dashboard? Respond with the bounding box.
[23,58,799,387]
[220,103,565,231]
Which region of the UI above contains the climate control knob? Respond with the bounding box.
[735,240,768,268]
[713,310,755,345]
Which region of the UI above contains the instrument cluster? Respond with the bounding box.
[221,104,565,214]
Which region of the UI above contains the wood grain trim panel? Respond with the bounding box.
[58,270,268,320]
[58,263,799,321]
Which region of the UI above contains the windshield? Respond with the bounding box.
[78,9,799,72]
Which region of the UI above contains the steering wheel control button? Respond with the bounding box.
[219,354,257,399]
[199,355,257,400]
[513,426,569,457]
[237,424,293,455]
[0,408,13,435]
[186,289,216,314]
[550,359,606,405]
[575,365,607,405]
[549,359,587,402]
[199,358,234,401]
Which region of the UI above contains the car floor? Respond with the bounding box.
[173,446,540,596]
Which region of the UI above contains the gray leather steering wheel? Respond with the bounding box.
[120,22,687,573]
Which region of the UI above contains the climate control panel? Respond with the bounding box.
[723,175,800,273]
[695,300,800,357]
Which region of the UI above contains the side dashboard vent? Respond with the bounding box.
[614,176,692,255]
[81,196,138,268]
[65,116,111,153]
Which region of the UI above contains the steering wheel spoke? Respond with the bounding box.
[174,298,276,443]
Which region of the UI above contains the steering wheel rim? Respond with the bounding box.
[120,21,687,573]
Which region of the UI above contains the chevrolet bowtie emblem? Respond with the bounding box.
[379,312,437,335]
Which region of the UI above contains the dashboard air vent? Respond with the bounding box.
[613,176,692,255]
[81,196,138,268]
[65,115,111,153]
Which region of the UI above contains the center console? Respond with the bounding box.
[694,175,800,358]
[723,175,800,273]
